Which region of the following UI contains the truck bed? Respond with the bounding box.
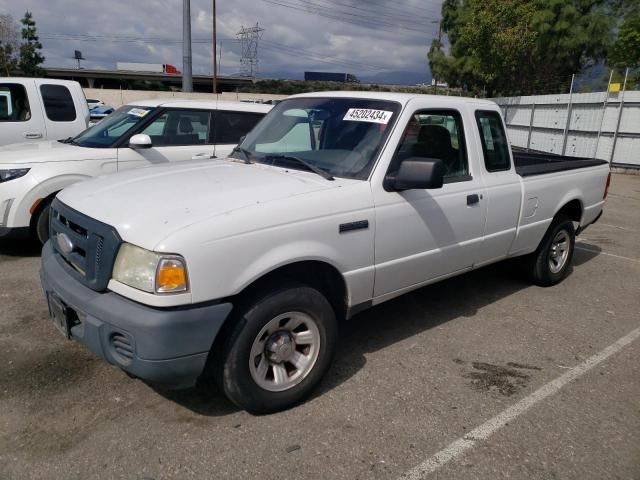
[512,148,608,177]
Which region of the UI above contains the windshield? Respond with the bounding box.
[232,97,401,180]
[72,105,154,148]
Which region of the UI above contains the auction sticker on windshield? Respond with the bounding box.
[343,108,393,124]
[128,108,150,118]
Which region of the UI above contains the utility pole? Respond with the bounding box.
[182,0,193,92]
[212,0,217,94]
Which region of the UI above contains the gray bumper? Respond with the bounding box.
[40,241,233,389]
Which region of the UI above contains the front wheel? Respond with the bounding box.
[525,214,575,286]
[213,283,337,414]
[33,200,52,245]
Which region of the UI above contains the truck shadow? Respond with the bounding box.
[0,238,42,258]
[573,242,602,266]
[153,246,603,417]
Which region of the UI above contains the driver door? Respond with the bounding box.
[116,109,214,171]
[372,109,487,298]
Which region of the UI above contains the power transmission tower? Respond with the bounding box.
[237,23,264,78]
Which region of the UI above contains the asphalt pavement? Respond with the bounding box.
[0,173,638,480]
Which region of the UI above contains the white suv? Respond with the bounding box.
[0,99,271,243]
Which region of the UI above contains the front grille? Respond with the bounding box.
[50,199,121,291]
[110,332,134,361]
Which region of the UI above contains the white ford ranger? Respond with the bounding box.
[0,99,271,243]
[40,92,610,413]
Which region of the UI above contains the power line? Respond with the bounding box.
[261,39,389,71]
[40,32,238,44]
[364,0,443,19]
[316,0,441,24]
[258,0,432,34]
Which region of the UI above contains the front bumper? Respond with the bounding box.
[40,241,233,388]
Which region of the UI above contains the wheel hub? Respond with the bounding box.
[265,331,295,363]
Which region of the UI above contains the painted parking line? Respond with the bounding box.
[400,326,640,479]
[599,222,638,233]
[575,244,640,263]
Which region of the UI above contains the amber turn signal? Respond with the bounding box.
[156,258,188,293]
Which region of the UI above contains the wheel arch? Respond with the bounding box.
[231,260,349,321]
[555,198,583,224]
[28,190,59,230]
[206,259,349,384]
[15,173,91,228]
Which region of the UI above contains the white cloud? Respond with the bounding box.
[0,0,442,82]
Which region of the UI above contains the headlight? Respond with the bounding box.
[0,168,30,183]
[112,243,188,294]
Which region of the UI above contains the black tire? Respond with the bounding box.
[213,282,337,414]
[33,200,52,245]
[525,214,575,287]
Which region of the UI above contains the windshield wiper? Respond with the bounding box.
[265,155,334,181]
[58,137,77,145]
[231,146,254,164]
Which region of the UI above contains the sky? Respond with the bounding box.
[0,0,443,84]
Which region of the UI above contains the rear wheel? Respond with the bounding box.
[525,214,575,286]
[212,283,337,414]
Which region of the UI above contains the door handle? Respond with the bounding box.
[191,153,216,160]
[467,194,480,205]
[24,132,43,139]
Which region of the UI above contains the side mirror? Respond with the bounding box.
[385,158,444,191]
[129,133,152,149]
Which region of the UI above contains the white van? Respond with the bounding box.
[0,78,90,145]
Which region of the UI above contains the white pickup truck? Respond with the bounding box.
[40,92,610,413]
[0,78,90,145]
[0,99,270,243]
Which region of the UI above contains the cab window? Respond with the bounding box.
[0,83,31,122]
[141,110,210,146]
[391,110,469,182]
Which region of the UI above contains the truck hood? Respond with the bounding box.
[57,159,346,250]
[0,140,114,165]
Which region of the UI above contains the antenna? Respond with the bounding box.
[236,23,264,78]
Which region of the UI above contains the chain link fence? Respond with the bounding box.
[492,69,640,170]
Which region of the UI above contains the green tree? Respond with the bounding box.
[430,0,614,96]
[609,14,640,68]
[0,43,18,76]
[19,11,45,77]
[0,14,19,76]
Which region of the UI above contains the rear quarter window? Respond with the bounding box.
[40,84,77,122]
[475,110,511,172]
[212,111,265,144]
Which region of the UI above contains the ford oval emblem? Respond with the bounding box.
[56,233,74,255]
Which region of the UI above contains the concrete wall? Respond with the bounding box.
[83,88,287,107]
[492,90,640,168]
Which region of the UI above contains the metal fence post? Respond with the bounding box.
[561,74,575,155]
[527,102,536,151]
[594,70,614,160]
[610,67,629,164]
